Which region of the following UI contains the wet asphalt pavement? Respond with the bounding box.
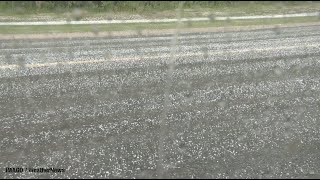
[1,25,320,178]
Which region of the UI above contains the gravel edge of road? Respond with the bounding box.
[1,21,320,40]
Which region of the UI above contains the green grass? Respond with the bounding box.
[1,1,320,21]
[0,16,319,35]
[189,1,320,17]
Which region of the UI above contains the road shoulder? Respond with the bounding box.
[1,21,320,40]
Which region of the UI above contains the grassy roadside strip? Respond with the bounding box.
[1,1,320,21]
[0,16,319,35]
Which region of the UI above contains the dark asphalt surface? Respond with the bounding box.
[1,25,320,178]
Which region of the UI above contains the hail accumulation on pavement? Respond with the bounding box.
[0,25,320,178]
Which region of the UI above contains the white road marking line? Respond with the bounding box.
[0,12,319,26]
[0,43,319,70]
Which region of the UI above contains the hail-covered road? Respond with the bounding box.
[1,24,320,178]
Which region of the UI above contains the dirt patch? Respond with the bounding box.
[1,22,320,40]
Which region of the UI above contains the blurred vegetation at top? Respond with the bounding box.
[0,1,320,18]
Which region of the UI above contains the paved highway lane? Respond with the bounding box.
[1,25,320,178]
